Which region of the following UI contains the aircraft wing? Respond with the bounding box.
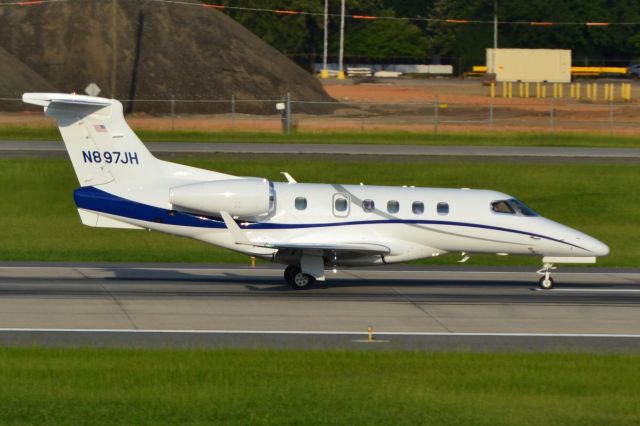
[219,212,390,255]
[258,241,391,255]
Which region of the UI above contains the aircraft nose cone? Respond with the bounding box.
[580,236,609,257]
[590,239,610,257]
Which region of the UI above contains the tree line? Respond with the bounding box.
[212,0,640,71]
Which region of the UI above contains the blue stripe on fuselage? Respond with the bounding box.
[73,186,585,250]
[74,186,225,229]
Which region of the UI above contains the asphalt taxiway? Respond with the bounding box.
[2,141,640,162]
[0,263,639,352]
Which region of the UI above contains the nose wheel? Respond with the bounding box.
[538,276,555,290]
[537,262,556,290]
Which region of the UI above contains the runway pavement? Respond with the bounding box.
[0,263,639,352]
[2,140,640,161]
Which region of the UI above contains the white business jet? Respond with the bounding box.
[23,93,609,290]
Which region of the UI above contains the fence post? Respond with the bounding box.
[433,96,439,135]
[549,98,555,132]
[488,98,494,130]
[609,99,614,136]
[231,94,236,130]
[170,94,175,131]
[285,92,292,134]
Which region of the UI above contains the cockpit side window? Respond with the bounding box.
[491,200,515,214]
[491,199,539,217]
[509,199,539,217]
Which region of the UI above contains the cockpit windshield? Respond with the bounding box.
[491,199,539,217]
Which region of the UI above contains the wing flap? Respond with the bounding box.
[261,242,391,255]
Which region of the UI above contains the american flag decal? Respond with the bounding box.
[94,124,107,133]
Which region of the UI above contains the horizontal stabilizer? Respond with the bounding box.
[77,209,144,230]
[23,93,111,108]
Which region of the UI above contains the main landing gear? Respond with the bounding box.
[284,265,316,290]
[537,262,556,290]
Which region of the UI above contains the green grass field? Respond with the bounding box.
[1,156,637,266]
[3,126,640,147]
[0,348,638,425]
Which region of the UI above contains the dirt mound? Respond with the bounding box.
[0,0,333,114]
[0,47,58,112]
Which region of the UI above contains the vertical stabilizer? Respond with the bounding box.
[23,93,162,186]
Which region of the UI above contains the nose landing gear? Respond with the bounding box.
[537,262,556,290]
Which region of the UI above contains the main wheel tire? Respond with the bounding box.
[538,276,555,290]
[289,270,316,290]
[284,265,297,283]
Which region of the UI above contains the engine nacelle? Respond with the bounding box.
[169,178,274,217]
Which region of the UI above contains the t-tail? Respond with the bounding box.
[22,93,162,187]
[22,93,236,230]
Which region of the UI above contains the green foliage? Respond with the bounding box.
[214,0,429,62]
[218,0,323,57]
[0,348,639,425]
[342,16,428,60]
[428,0,640,64]
[209,0,640,65]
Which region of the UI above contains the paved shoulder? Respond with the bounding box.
[2,140,640,160]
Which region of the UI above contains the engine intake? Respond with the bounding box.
[169,178,274,217]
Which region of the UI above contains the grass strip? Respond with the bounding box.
[0,347,638,425]
[1,156,636,266]
[2,126,640,147]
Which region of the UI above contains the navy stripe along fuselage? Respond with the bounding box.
[74,186,586,250]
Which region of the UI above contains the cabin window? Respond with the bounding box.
[333,193,350,217]
[362,199,375,213]
[335,198,348,212]
[412,201,424,215]
[295,197,307,210]
[387,200,399,214]
[437,202,449,215]
[491,200,514,214]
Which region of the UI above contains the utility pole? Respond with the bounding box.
[491,0,497,78]
[111,0,118,98]
[320,0,329,78]
[338,0,345,80]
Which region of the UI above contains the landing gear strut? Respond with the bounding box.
[537,262,556,290]
[284,265,316,290]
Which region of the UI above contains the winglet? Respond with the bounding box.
[280,172,297,184]
[220,211,253,245]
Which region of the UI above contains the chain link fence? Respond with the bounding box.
[3,95,640,135]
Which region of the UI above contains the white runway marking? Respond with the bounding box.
[535,288,640,293]
[0,328,639,338]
